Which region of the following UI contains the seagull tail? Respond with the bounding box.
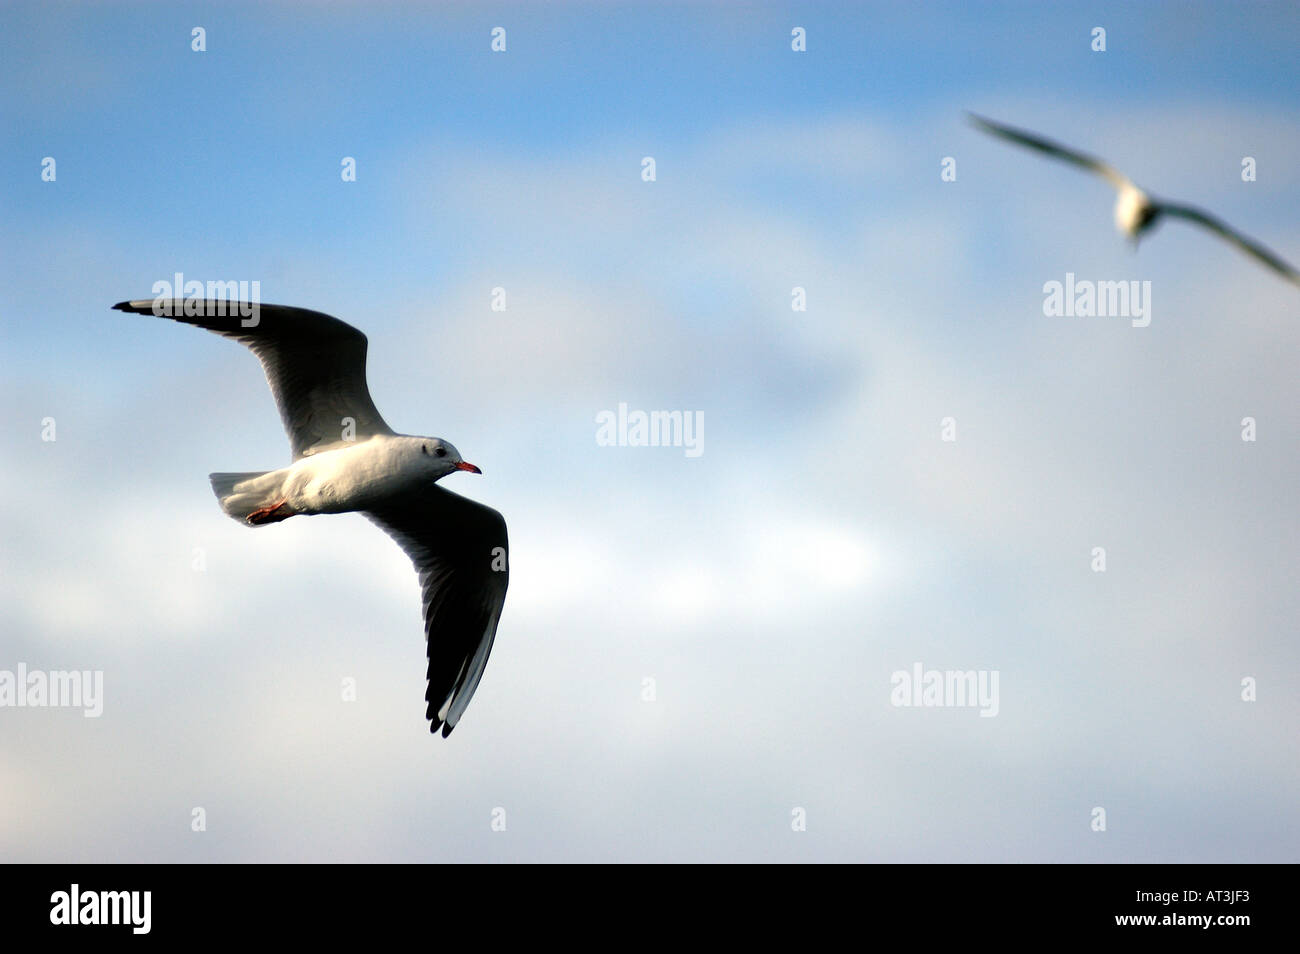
[209,471,280,524]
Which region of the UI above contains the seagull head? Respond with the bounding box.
[416,438,481,479]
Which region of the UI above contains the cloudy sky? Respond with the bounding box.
[2,2,1297,862]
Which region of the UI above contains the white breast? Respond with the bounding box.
[1114,186,1150,237]
[286,436,420,514]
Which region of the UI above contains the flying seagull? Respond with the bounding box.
[968,113,1300,288]
[112,299,508,737]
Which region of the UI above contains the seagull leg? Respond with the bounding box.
[246,499,297,525]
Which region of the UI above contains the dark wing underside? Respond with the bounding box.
[112,299,393,458]
[967,113,1132,189]
[1159,203,1300,287]
[365,486,509,737]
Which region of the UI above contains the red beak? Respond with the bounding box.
[455,461,482,474]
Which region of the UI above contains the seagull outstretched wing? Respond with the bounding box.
[112,299,394,458]
[1159,203,1300,287]
[968,113,1132,189]
[365,486,509,737]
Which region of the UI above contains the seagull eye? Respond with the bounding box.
[435,446,448,458]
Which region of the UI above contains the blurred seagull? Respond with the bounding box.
[969,113,1300,288]
[112,299,508,737]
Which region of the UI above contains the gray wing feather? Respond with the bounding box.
[364,486,509,737]
[1159,203,1300,286]
[112,299,393,458]
[968,113,1132,189]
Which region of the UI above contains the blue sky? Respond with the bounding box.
[2,2,1298,861]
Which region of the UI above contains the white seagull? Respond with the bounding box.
[112,299,508,737]
[969,113,1300,288]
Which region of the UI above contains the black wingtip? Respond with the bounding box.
[111,301,132,312]
[441,722,455,738]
